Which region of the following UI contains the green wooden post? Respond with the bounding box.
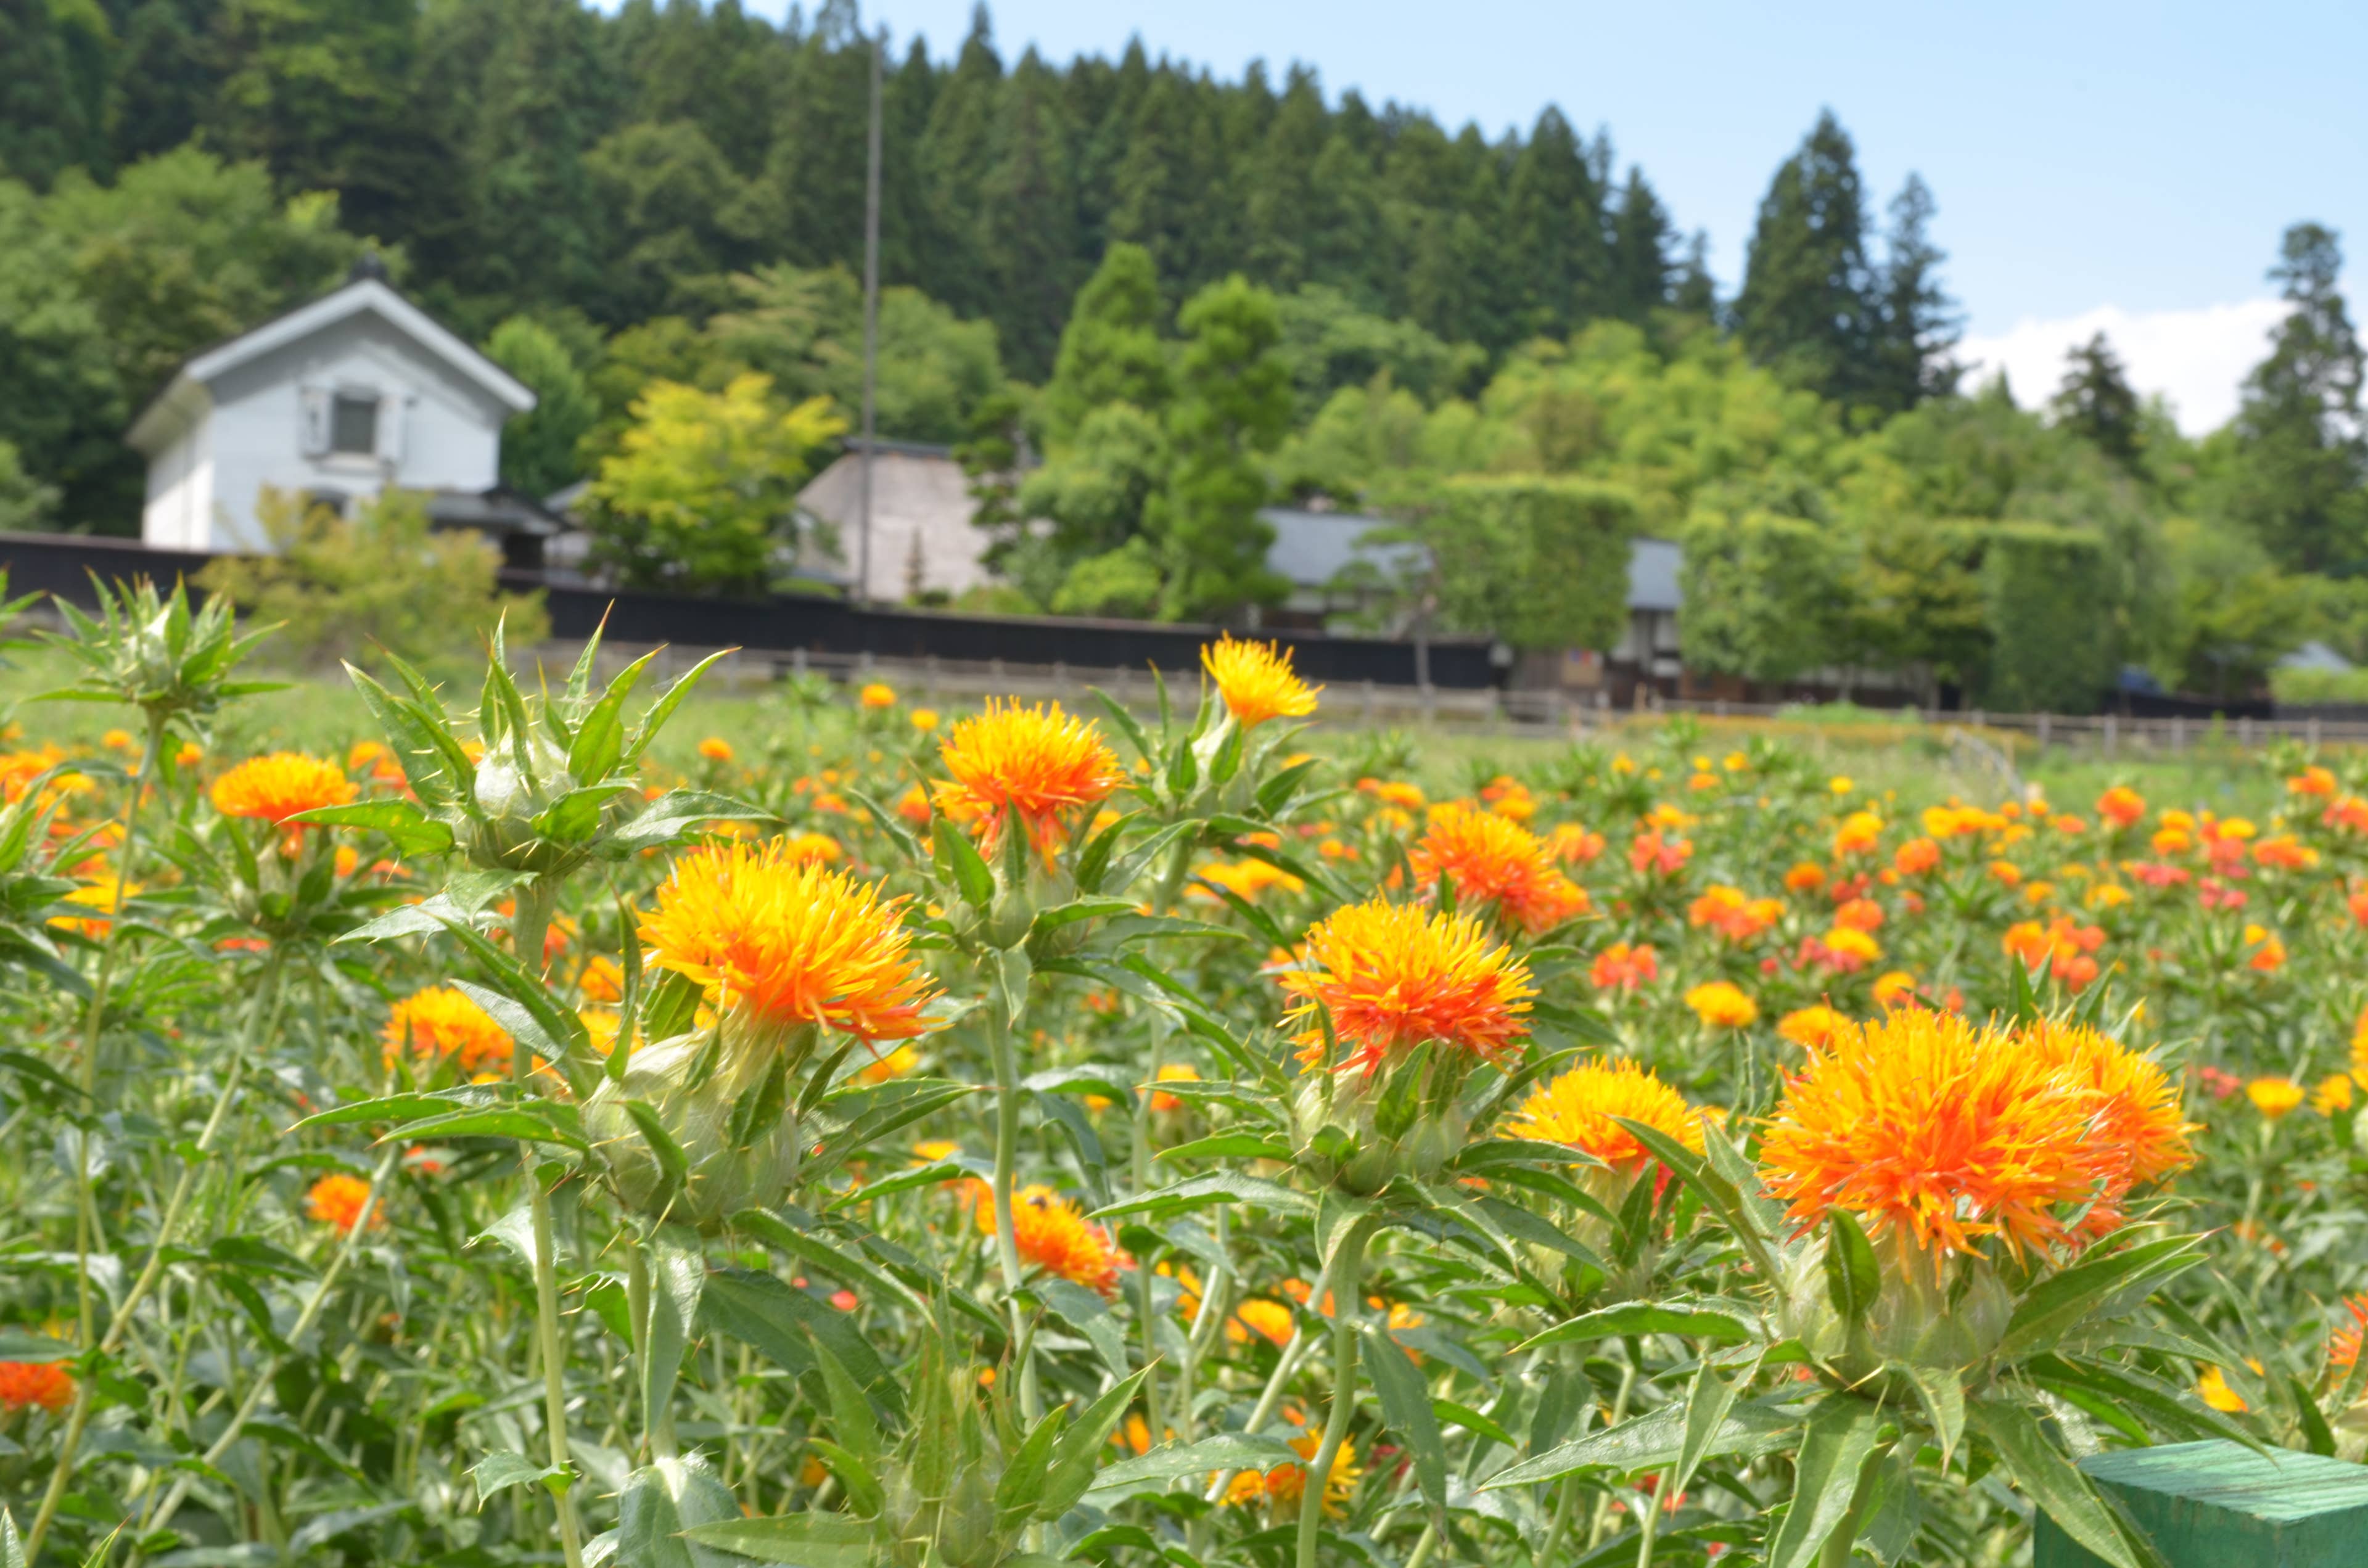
[2034,1440,2368,1568]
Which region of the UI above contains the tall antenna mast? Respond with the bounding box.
[856,26,884,606]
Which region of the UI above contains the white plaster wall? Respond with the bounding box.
[194,313,511,551]
[799,449,992,602]
[139,414,213,549]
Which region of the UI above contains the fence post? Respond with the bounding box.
[2309,715,2322,748]
[2037,712,2051,750]
[2103,714,2116,759]
[2171,715,2185,753]
[1421,683,1436,726]
[2033,1440,2368,1568]
[2240,715,2254,747]
[1362,679,1376,724]
[792,647,808,677]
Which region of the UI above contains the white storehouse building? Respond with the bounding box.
[126,255,557,563]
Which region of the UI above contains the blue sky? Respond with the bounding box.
[797,1,2368,431]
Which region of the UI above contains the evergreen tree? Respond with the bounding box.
[2050,332,2142,464]
[1504,107,1606,339]
[763,8,871,274]
[1671,230,1717,319]
[488,315,599,497]
[978,51,1079,382]
[1245,65,1328,289]
[918,6,1004,314]
[1735,109,1878,408]
[1606,168,1675,324]
[0,0,102,187]
[451,0,610,321]
[1149,274,1293,619]
[1866,173,1960,413]
[111,0,219,165]
[1041,242,1171,443]
[2224,222,2368,573]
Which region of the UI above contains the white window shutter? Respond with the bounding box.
[300,386,331,455]
[382,393,408,469]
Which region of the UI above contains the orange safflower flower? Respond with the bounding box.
[1684,980,1758,1028]
[1833,811,1883,856]
[1506,1058,1704,1170]
[2002,915,2106,991]
[937,700,1126,855]
[2251,835,2317,871]
[305,1173,382,1234]
[1413,803,1589,934]
[1688,884,1780,942]
[210,752,356,826]
[0,1358,73,1413]
[697,737,735,763]
[2097,786,2146,829]
[384,985,516,1077]
[1803,927,1881,974]
[1533,821,1600,869]
[1281,899,1534,1076]
[1833,897,1884,932]
[1870,970,1919,1008]
[1202,634,1320,728]
[51,875,141,939]
[638,840,935,1043]
[2326,795,2368,834]
[970,1181,1124,1295]
[1149,1062,1201,1112]
[1629,829,1691,876]
[1784,861,1827,893]
[1778,1004,1851,1051]
[579,954,624,1003]
[1589,940,1659,991]
[2329,1297,2368,1373]
[2021,1019,2195,1205]
[858,682,897,709]
[2290,765,2338,797]
[2247,1078,2305,1120]
[1224,1433,1362,1516]
[1759,1010,2123,1264]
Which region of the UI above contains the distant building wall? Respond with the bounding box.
[798,444,991,602]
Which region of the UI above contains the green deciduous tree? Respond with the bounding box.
[1978,523,2116,712]
[197,487,549,673]
[586,372,847,592]
[487,316,599,498]
[1414,475,1638,652]
[0,177,121,526]
[1677,509,1847,684]
[1147,275,1294,620]
[1041,242,1172,443]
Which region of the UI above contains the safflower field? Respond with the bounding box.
[4,580,2368,1568]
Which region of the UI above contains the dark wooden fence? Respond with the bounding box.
[0,530,1497,689]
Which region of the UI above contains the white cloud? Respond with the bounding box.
[1956,297,2291,437]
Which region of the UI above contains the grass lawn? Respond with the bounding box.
[0,644,2298,819]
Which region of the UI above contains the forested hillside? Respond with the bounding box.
[4,0,2366,707]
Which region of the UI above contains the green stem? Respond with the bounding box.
[1539,1477,1579,1568]
[984,974,1041,1422]
[1817,1480,1870,1568]
[29,716,175,1567]
[1133,1020,1166,1449]
[1584,1359,1639,1550]
[1200,1230,1353,1503]
[1402,1524,1438,1568]
[1295,1223,1368,1568]
[509,877,587,1568]
[127,1143,401,1558]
